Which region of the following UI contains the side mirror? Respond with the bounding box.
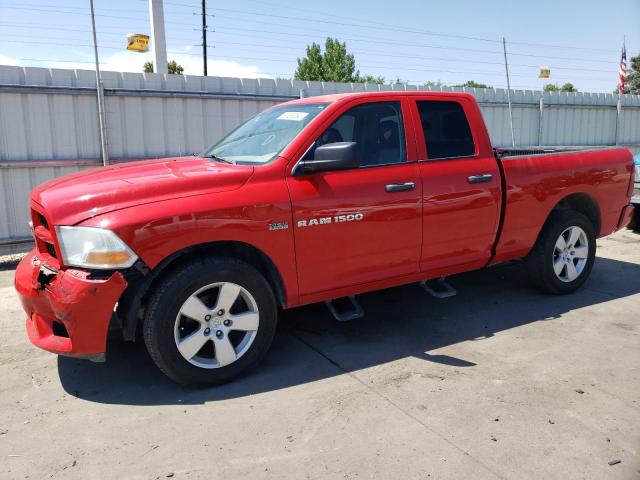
[295,142,359,175]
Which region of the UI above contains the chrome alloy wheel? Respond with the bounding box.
[553,226,589,283]
[174,282,259,369]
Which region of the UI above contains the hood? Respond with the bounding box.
[32,156,254,225]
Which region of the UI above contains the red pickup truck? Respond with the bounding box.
[15,91,635,386]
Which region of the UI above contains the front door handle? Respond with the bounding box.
[467,174,493,184]
[385,182,415,192]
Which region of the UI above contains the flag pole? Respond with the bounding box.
[502,37,516,148]
[615,35,626,145]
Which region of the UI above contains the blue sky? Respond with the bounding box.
[0,0,638,93]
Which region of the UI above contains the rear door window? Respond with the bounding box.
[417,101,475,160]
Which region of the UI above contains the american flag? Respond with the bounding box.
[619,44,627,94]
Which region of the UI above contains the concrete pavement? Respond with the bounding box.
[1,230,639,479]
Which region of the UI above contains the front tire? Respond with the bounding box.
[527,210,596,294]
[143,256,277,386]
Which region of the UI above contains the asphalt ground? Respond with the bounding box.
[1,230,638,479]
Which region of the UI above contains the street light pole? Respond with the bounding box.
[202,0,208,76]
[89,0,109,166]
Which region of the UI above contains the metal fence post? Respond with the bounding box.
[538,97,544,146]
[614,96,622,145]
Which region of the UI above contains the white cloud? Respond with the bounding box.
[20,49,271,79]
[0,54,23,67]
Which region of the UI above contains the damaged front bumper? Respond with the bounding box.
[14,250,128,360]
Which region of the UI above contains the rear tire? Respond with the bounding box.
[526,210,596,294]
[143,256,277,387]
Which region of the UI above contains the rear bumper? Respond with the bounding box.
[617,204,635,230]
[631,182,639,205]
[14,250,127,359]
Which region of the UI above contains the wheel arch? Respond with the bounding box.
[547,192,601,236]
[116,240,287,342]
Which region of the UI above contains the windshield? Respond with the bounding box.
[202,103,328,165]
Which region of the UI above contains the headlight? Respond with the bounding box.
[55,226,138,269]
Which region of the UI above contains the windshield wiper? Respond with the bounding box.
[206,154,235,165]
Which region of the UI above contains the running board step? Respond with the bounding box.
[420,277,457,298]
[325,296,364,322]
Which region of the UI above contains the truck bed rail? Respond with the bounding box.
[495,145,614,159]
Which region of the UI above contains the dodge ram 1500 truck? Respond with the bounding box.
[15,91,636,386]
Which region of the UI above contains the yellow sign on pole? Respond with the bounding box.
[127,34,149,52]
[539,67,551,79]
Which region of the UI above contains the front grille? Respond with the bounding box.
[31,206,58,260]
[45,242,57,258]
[37,212,49,230]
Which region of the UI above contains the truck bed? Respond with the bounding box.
[491,146,634,264]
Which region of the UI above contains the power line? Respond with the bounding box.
[0,2,622,92]
[204,6,502,44]
[205,6,622,62]
[0,3,621,65]
[0,1,200,18]
[0,4,196,27]
[0,1,148,14]
[240,0,617,55]
[0,24,199,44]
[0,22,618,75]
[210,22,618,65]
[201,39,619,76]
[0,32,617,82]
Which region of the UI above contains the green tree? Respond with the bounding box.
[422,80,445,89]
[358,74,385,84]
[143,60,184,75]
[624,52,640,94]
[560,82,577,92]
[544,82,577,92]
[454,80,489,89]
[295,38,383,83]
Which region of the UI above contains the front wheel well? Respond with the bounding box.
[117,241,286,341]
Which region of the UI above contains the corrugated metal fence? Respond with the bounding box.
[1,64,639,245]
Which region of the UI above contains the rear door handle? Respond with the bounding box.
[385,182,415,192]
[467,174,493,184]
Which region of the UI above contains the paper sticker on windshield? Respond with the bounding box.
[277,111,309,121]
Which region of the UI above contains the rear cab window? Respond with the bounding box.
[416,100,475,160]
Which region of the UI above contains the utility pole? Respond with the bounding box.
[89,0,109,166]
[502,37,516,148]
[202,0,208,76]
[148,0,168,74]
